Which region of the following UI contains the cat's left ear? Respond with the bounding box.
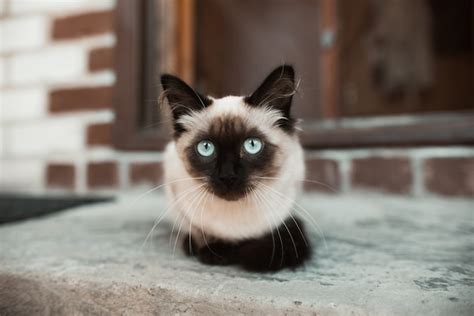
[160,74,212,136]
[245,65,296,131]
[160,74,211,121]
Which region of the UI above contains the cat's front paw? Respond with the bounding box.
[182,234,198,256]
[196,242,235,266]
[238,217,312,272]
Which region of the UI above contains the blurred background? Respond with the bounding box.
[0,0,472,205]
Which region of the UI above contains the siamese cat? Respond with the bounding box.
[161,65,311,271]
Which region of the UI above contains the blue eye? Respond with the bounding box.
[196,140,215,157]
[243,137,263,154]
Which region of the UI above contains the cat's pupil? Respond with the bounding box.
[196,140,215,157]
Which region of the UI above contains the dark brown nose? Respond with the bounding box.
[219,159,238,182]
[219,174,238,186]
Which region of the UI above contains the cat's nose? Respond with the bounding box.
[218,174,239,186]
[219,162,239,185]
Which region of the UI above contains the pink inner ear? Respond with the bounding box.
[243,65,297,133]
[245,65,295,110]
[161,74,213,127]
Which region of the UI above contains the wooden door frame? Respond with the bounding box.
[113,0,194,151]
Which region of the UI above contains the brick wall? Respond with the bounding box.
[0,0,162,194]
[1,0,473,198]
[306,148,474,197]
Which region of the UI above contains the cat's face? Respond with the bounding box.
[180,97,282,201]
[161,65,297,201]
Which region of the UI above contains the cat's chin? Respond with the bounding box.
[210,190,247,202]
[207,186,252,202]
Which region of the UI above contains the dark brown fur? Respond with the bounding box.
[183,216,311,272]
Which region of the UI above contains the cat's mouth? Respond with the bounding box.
[206,179,254,201]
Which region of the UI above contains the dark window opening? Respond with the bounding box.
[113,0,474,150]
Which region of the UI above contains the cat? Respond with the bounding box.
[160,65,311,272]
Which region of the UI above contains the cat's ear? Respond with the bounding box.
[245,65,296,130]
[160,74,211,122]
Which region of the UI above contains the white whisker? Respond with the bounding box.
[259,185,308,248]
[129,176,205,206]
[255,176,339,194]
[168,184,206,248]
[253,188,284,267]
[200,192,223,258]
[173,188,206,258]
[250,189,275,268]
[256,182,308,246]
[247,187,276,267]
[169,187,202,253]
[259,182,329,253]
[187,188,208,255]
[141,183,205,251]
[256,186,299,259]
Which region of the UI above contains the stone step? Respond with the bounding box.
[0,194,472,315]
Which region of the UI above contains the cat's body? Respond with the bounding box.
[161,65,312,271]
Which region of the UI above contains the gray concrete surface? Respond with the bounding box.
[0,193,473,315]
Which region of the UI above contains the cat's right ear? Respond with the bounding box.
[245,65,296,132]
[160,74,211,122]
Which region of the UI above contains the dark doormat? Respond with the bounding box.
[0,194,113,225]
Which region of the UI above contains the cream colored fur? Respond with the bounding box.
[163,96,305,242]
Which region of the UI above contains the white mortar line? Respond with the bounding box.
[5,1,116,19]
[305,147,474,159]
[115,151,164,161]
[46,70,116,89]
[4,149,165,161]
[301,111,474,130]
[411,156,424,197]
[338,157,351,193]
[118,158,128,191]
[0,32,116,56]
[1,109,114,125]
[76,157,86,194]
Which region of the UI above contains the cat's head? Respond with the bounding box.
[161,65,299,201]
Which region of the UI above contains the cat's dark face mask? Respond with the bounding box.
[185,122,278,201]
[161,65,296,201]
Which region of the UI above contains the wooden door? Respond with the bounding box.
[195,0,322,121]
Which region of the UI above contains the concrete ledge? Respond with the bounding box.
[0,194,473,315]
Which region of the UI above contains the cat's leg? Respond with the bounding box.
[182,231,238,265]
[182,233,199,256]
[237,216,312,272]
[196,239,240,266]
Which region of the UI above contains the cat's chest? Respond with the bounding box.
[172,184,295,241]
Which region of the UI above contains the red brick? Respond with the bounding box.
[52,10,114,40]
[46,163,75,189]
[424,157,474,196]
[49,86,112,113]
[351,157,412,194]
[89,46,115,72]
[87,162,118,189]
[305,158,340,193]
[87,123,112,146]
[129,162,162,186]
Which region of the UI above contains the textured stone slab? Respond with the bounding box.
[0,194,473,315]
